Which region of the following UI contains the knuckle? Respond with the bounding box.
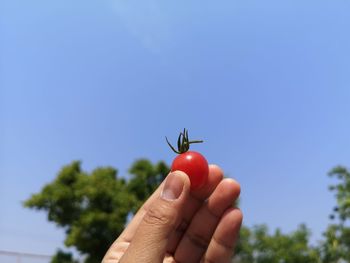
[185,230,211,251]
[175,219,189,234]
[213,236,234,251]
[143,202,176,227]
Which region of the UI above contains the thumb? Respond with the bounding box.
[120,171,190,263]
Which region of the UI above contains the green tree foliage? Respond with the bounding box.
[234,225,321,263]
[127,159,169,211]
[318,166,350,262]
[25,161,350,263]
[328,166,350,222]
[24,159,169,263]
[50,249,78,263]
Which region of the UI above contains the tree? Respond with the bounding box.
[26,159,350,263]
[24,159,169,263]
[318,166,350,262]
[234,165,350,263]
[234,224,320,263]
[50,249,78,263]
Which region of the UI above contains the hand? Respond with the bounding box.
[103,165,242,263]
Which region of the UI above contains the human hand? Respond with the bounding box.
[102,165,242,263]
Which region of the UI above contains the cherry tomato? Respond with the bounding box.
[166,129,209,189]
[171,150,209,189]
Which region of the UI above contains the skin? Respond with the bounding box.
[102,164,242,263]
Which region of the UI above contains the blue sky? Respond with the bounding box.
[1,0,350,256]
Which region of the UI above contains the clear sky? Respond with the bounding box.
[1,0,350,257]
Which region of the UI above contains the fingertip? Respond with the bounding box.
[222,178,241,197]
[209,164,224,181]
[167,170,191,193]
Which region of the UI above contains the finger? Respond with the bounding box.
[102,241,128,263]
[116,181,165,243]
[202,208,243,263]
[118,164,221,245]
[166,164,223,252]
[105,164,223,260]
[120,171,191,263]
[174,179,241,263]
[103,182,165,262]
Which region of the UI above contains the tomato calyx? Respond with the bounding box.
[166,128,203,154]
[166,129,208,189]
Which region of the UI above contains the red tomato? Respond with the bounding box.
[171,151,209,189]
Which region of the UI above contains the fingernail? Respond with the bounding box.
[161,172,184,200]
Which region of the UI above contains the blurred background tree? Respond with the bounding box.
[50,249,79,263]
[24,159,168,263]
[234,225,320,263]
[318,166,350,263]
[24,161,350,263]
